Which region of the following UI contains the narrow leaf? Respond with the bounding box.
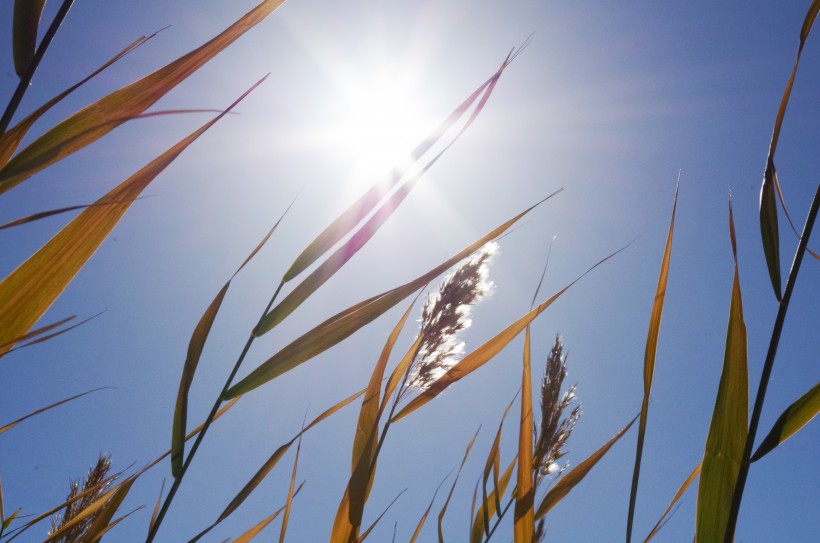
[409,477,447,543]
[752,381,820,462]
[695,200,748,543]
[643,464,701,543]
[469,458,516,543]
[0,32,158,168]
[233,504,287,543]
[438,427,480,543]
[225,195,558,398]
[0,78,265,357]
[278,433,302,543]
[80,478,136,543]
[3,311,103,355]
[12,0,47,77]
[0,387,106,434]
[513,327,534,543]
[760,161,782,300]
[393,244,626,422]
[217,388,364,523]
[535,415,637,520]
[172,204,290,478]
[355,489,406,543]
[43,478,134,543]
[148,480,165,538]
[0,0,286,194]
[627,183,678,542]
[0,314,75,352]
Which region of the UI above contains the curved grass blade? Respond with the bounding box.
[393,243,627,422]
[482,394,516,537]
[12,0,47,77]
[225,195,557,398]
[513,327,534,543]
[355,489,406,543]
[695,199,748,543]
[0,78,265,357]
[148,480,165,538]
[760,0,820,298]
[438,427,480,543]
[0,387,106,434]
[534,415,637,520]
[751,381,820,462]
[336,301,417,542]
[278,433,303,543]
[171,202,292,478]
[0,32,159,168]
[0,0,286,195]
[215,389,364,525]
[642,464,701,543]
[282,51,517,284]
[409,478,446,543]
[79,478,136,543]
[0,314,75,352]
[3,311,103,355]
[0,199,147,231]
[470,458,516,543]
[626,183,678,542]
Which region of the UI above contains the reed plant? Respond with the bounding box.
[0,1,818,542]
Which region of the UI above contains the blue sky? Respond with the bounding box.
[1,1,818,541]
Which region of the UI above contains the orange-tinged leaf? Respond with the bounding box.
[355,489,406,543]
[278,433,302,543]
[148,480,165,538]
[0,33,157,168]
[12,0,47,77]
[233,505,286,543]
[0,387,105,434]
[80,477,136,542]
[513,327,534,543]
[469,458,516,543]
[695,200,748,543]
[482,395,515,536]
[627,183,678,542]
[643,464,701,543]
[0,0,285,195]
[409,477,447,543]
[535,415,637,520]
[752,381,820,462]
[172,204,290,478]
[225,195,557,398]
[393,244,625,422]
[0,78,264,357]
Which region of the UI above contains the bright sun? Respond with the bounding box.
[322,73,436,191]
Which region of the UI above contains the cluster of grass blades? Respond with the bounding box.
[1,1,819,542]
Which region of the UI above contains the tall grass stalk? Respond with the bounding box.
[723,183,820,542]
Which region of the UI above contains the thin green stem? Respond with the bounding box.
[482,494,515,543]
[0,0,75,135]
[146,281,285,543]
[723,183,820,542]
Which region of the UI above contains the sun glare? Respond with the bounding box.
[323,73,436,192]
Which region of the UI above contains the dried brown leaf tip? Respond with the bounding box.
[409,242,497,390]
[49,453,112,542]
[533,335,580,487]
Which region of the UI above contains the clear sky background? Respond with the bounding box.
[1,1,818,542]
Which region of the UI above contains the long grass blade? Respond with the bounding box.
[172,204,291,478]
[334,301,417,542]
[0,78,265,357]
[481,395,516,537]
[278,433,302,543]
[0,32,159,167]
[469,458,516,543]
[695,199,748,543]
[147,480,165,538]
[393,244,627,422]
[760,0,820,298]
[0,314,75,352]
[216,388,364,524]
[0,0,286,194]
[535,415,637,520]
[3,312,103,355]
[225,195,557,398]
[438,427,480,543]
[0,388,106,434]
[355,489,406,543]
[409,476,448,543]
[626,183,678,542]
[751,381,820,462]
[79,478,136,543]
[232,502,289,543]
[642,464,701,543]
[513,327,534,543]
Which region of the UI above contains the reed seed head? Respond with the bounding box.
[409,242,497,390]
[49,453,112,542]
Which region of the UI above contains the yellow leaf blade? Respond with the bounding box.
[513,327,534,543]
[752,381,820,462]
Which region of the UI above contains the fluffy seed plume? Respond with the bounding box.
[408,242,497,390]
[49,453,112,542]
[533,335,580,487]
